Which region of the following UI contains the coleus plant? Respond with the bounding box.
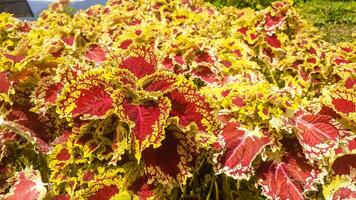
[0,0,355,199]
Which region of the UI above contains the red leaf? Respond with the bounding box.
[167,81,218,137]
[129,176,155,200]
[0,71,11,93]
[308,48,317,54]
[56,148,71,161]
[250,33,258,40]
[332,187,356,200]
[215,122,270,179]
[129,19,141,26]
[191,66,218,84]
[121,56,156,79]
[238,27,248,35]
[317,106,341,119]
[262,48,274,62]
[85,45,106,63]
[162,56,173,71]
[4,104,55,152]
[120,45,157,78]
[174,55,185,66]
[72,86,114,118]
[4,169,46,200]
[33,76,63,107]
[123,101,161,141]
[61,36,74,46]
[265,35,281,48]
[307,58,316,64]
[342,47,352,53]
[332,98,355,114]
[44,83,63,103]
[122,97,170,159]
[334,57,349,65]
[88,185,119,200]
[345,77,356,89]
[142,129,196,187]
[114,68,138,90]
[119,39,132,49]
[51,131,72,146]
[135,29,142,36]
[233,50,242,57]
[265,13,283,30]
[323,88,356,122]
[83,171,94,182]
[169,90,204,130]
[18,23,31,32]
[332,154,356,176]
[195,52,214,63]
[257,154,324,200]
[51,49,63,58]
[292,60,303,69]
[0,131,16,144]
[141,72,177,93]
[232,96,246,107]
[3,53,25,64]
[220,60,232,68]
[294,114,340,160]
[142,132,180,178]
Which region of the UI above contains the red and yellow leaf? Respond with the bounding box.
[120,45,157,79]
[122,97,171,160]
[72,86,114,118]
[142,129,197,189]
[57,69,115,120]
[167,80,219,144]
[1,104,57,153]
[323,175,356,200]
[3,168,47,200]
[322,87,356,122]
[32,75,63,112]
[85,45,107,63]
[292,112,343,161]
[215,122,271,180]
[140,72,179,94]
[0,71,11,94]
[257,154,325,200]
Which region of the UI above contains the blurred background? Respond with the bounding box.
[0,0,355,43]
[0,0,107,19]
[209,0,356,44]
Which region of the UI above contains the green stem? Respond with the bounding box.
[269,68,278,85]
[222,174,230,199]
[206,176,214,200]
[214,177,219,200]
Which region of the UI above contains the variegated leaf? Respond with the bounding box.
[215,122,271,180]
[3,168,47,200]
[122,97,171,160]
[257,153,325,200]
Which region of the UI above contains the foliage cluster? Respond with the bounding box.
[0,0,355,199]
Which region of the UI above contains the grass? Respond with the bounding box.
[295,0,356,43]
[209,0,356,44]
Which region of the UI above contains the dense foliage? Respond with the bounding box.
[0,0,355,199]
